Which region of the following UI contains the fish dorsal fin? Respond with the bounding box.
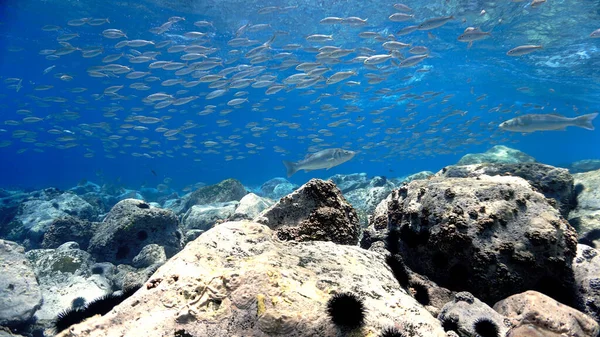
[304,153,314,159]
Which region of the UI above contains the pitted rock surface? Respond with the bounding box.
[363,175,578,305]
[183,178,247,212]
[493,290,599,337]
[88,199,183,264]
[255,178,359,245]
[438,162,575,217]
[56,221,446,337]
[0,240,42,327]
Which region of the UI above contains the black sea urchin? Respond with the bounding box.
[379,326,405,337]
[53,285,140,334]
[54,307,87,333]
[326,292,367,329]
[385,254,410,288]
[410,281,430,306]
[473,317,500,337]
[441,315,459,332]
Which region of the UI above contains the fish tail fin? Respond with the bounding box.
[282,160,298,178]
[575,112,598,130]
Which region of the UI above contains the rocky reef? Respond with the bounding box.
[0,146,599,337]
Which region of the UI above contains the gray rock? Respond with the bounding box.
[132,244,167,268]
[568,159,600,173]
[343,177,396,227]
[573,244,600,323]
[117,190,144,202]
[184,178,247,212]
[569,169,600,246]
[438,163,576,217]
[231,193,273,220]
[363,175,578,304]
[41,216,99,250]
[120,263,163,291]
[328,172,369,193]
[69,181,101,195]
[184,229,205,244]
[259,177,298,200]
[57,221,446,337]
[182,201,238,231]
[438,291,510,337]
[162,196,188,215]
[0,240,42,327]
[493,290,599,337]
[457,145,536,165]
[88,199,183,264]
[401,171,435,183]
[9,192,97,248]
[25,242,112,322]
[256,179,360,245]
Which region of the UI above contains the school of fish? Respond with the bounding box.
[0,0,598,187]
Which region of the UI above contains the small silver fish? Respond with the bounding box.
[499,113,598,132]
[283,148,356,177]
[507,45,542,56]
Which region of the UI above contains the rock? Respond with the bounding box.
[88,199,183,264]
[25,242,112,323]
[572,244,600,323]
[259,177,298,199]
[69,181,101,195]
[41,216,99,250]
[231,193,274,220]
[120,263,163,291]
[394,171,434,185]
[438,292,510,337]
[438,163,576,217]
[568,159,600,174]
[132,244,167,268]
[0,240,42,327]
[328,173,370,193]
[9,192,97,247]
[184,229,205,244]
[493,290,599,337]
[181,202,238,232]
[139,187,174,203]
[256,179,360,245]
[184,178,247,212]
[506,323,563,337]
[457,145,536,165]
[162,196,188,215]
[343,176,396,227]
[363,175,578,305]
[56,221,446,337]
[569,169,600,246]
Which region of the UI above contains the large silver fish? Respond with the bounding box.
[499,113,598,132]
[283,148,356,177]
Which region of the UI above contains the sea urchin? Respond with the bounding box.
[473,317,500,337]
[326,292,367,330]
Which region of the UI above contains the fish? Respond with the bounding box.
[282,148,356,177]
[507,45,542,56]
[417,16,454,30]
[389,13,414,22]
[499,113,598,132]
[590,29,600,38]
[457,27,491,45]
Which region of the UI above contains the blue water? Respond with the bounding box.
[1,0,599,191]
